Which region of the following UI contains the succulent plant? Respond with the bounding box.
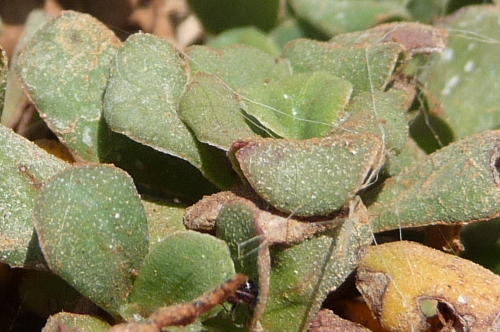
[1,2,500,331]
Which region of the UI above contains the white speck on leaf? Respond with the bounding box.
[442,48,454,61]
[464,60,474,73]
[82,126,93,147]
[442,75,460,96]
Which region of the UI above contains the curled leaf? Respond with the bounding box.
[331,90,411,153]
[0,125,68,267]
[282,39,404,96]
[369,130,500,232]
[231,133,383,216]
[103,33,191,163]
[33,164,148,316]
[16,11,121,161]
[207,27,281,56]
[357,241,500,331]
[111,274,247,332]
[331,22,447,57]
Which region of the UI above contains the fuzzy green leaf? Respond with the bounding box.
[216,199,261,282]
[261,199,372,332]
[369,130,500,232]
[16,11,121,162]
[288,0,409,36]
[33,164,148,316]
[282,39,404,97]
[331,90,410,153]
[207,27,281,56]
[240,71,353,139]
[0,125,68,267]
[129,231,235,319]
[178,72,260,150]
[103,33,191,162]
[232,133,383,216]
[103,33,234,188]
[425,6,500,138]
[186,45,291,90]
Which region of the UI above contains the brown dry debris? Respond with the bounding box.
[183,188,342,245]
[309,309,373,332]
[376,22,447,56]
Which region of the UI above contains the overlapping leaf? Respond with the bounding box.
[16,11,121,162]
[426,6,500,138]
[369,130,500,231]
[33,164,148,316]
[232,133,383,216]
[0,125,67,266]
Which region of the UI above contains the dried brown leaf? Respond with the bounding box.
[357,241,500,332]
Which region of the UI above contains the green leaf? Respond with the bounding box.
[130,231,235,319]
[207,27,281,57]
[103,33,191,161]
[288,0,409,36]
[186,45,291,90]
[261,199,372,332]
[16,11,121,162]
[231,133,383,216]
[103,33,234,188]
[331,90,411,153]
[42,312,110,332]
[269,18,328,49]
[186,0,279,33]
[33,164,148,316]
[240,71,353,139]
[425,6,500,138]
[178,72,260,151]
[282,39,404,97]
[0,125,68,267]
[216,199,261,282]
[369,130,500,232]
[406,0,447,22]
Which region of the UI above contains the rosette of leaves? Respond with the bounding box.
[4,7,500,332]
